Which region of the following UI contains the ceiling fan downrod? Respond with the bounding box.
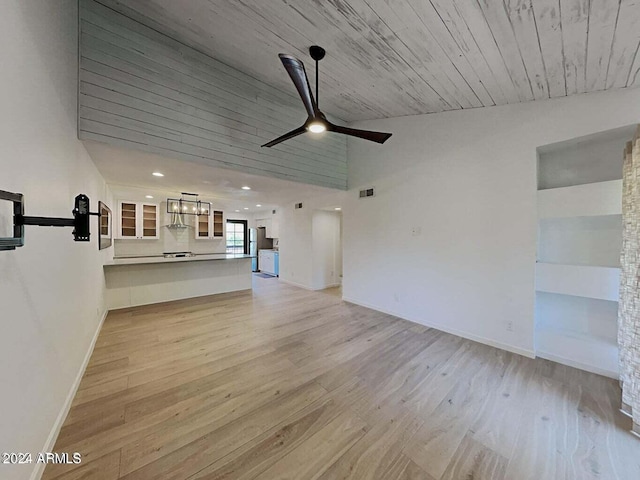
[309,45,325,109]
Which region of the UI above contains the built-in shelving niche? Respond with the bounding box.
[535,292,619,377]
[534,125,632,378]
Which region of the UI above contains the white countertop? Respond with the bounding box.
[105,253,254,266]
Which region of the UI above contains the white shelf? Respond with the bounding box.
[536,292,618,339]
[536,326,618,378]
[538,215,622,267]
[535,263,620,301]
[538,180,622,219]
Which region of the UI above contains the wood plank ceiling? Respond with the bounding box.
[98,0,640,122]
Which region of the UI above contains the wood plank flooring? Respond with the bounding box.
[44,276,639,480]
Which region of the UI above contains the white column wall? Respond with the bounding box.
[0,2,111,479]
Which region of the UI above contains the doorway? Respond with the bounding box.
[226,219,248,254]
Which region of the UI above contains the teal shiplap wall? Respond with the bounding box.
[79,0,347,189]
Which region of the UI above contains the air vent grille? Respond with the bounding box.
[359,187,375,198]
[295,203,303,209]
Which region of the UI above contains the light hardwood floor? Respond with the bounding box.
[44,276,639,480]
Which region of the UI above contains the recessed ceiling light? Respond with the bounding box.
[334,207,341,211]
[241,186,251,190]
[256,204,262,207]
[244,207,249,210]
[145,195,154,199]
[235,210,240,212]
[152,172,164,177]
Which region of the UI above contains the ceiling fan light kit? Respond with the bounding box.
[262,46,392,148]
[308,122,326,133]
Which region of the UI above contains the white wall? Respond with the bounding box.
[311,211,342,290]
[345,88,640,357]
[279,192,345,290]
[279,205,313,288]
[0,2,111,479]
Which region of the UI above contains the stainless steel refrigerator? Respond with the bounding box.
[249,228,257,271]
[249,227,273,272]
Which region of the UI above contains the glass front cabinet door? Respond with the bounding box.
[118,201,159,239]
[195,209,224,240]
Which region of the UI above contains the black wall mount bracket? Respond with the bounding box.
[0,190,98,251]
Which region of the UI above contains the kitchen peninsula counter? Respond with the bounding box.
[106,253,254,266]
[104,254,253,309]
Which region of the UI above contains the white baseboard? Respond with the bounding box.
[342,296,535,360]
[280,279,342,291]
[536,349,618,379]
[620,408,633,418]
[279,278,313,290]
[30,308,109,480]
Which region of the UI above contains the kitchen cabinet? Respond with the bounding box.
[256,218,270,229]
[196,210,224,239]
[118,201,159,239]
[213,211,224,237]
[259,249,277,276]
[256,217,278,238]
[270,218,279,238]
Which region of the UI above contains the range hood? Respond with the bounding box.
[165,192,210,229]
[167,211,189,229]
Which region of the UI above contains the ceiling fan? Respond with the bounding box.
[262,46,392,148]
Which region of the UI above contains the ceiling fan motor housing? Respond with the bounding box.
[309,45,326,61]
